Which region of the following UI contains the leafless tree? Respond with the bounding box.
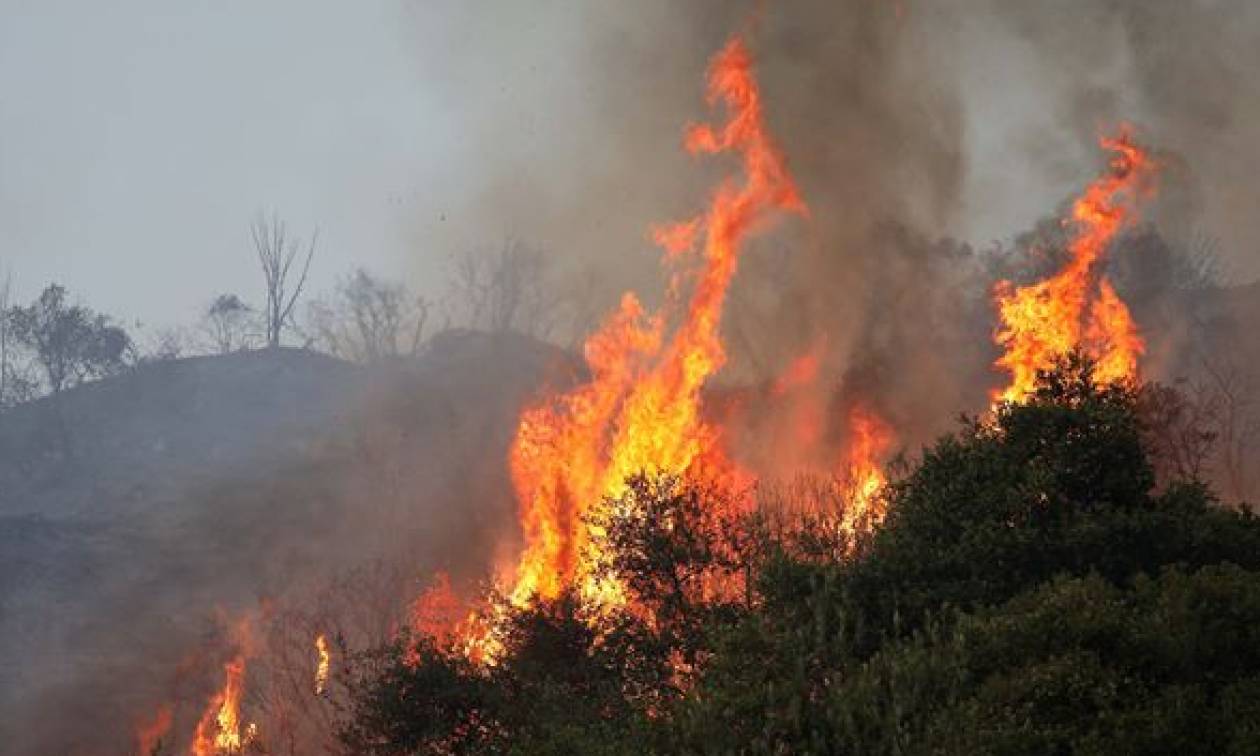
[1145,352,1260,505]
[143,326,190,362]
[1139,380,1220,487]
[250,561,421,755]
[556,262,613,350]
[445,238,557,339]
[1201,356,1260,504]
[252,213,317,349]
[305,269,431,363]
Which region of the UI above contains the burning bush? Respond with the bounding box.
[333,358,1260,754]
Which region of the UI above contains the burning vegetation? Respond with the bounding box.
[5,5,1260,756]
[506,36,806,610]
[993,129,1157,403]
[129,28,1260,755]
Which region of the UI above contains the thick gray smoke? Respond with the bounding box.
[399,0,1258,449]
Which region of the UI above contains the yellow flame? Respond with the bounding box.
[994,130,1155,403]
[314,634,330,696]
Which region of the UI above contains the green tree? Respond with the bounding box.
[341,356,1260,755]
[827,567,1260,755]
[668,356,1260,753]
[8,283,131,394]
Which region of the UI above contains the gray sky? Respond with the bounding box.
[2,1,1256,338]
[0,0,459,329]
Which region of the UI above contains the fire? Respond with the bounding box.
[408,572,504,664]
[506,35,805,609]
[135,703,172,756]
[314,634,330,696]
[770,344,823,397]
[993,129,1155,403]
[191,654,256,755]
[839,405,894,535]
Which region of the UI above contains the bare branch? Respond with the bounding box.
[252,213,318,348]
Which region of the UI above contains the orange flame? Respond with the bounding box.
[191,654,256,755]
[770,346,823,397]
[408,572,504,664]
[507,35,804,609]
[993,129,1155,403]
[135,703,172,756]
[839,405,894,535]
[314,634,330,696]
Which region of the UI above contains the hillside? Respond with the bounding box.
[0,330,577,755]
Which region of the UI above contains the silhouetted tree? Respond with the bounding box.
[0,269,9,404]
[252,213,316,349]
[446,239,556,338]
[306,269,430,363]
[0,270,32,407]
[201,293,258,354]
[1200,355,1260,504]
[8,283,131,395]
[339,356,1260,755]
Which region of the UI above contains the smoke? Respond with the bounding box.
[8,3,1260,752]
[962,0,1260,279]
[394,0,1258,448]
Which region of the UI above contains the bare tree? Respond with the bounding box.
[1139,380,1220,487]
[445,238,557,338]
[141,325,190,363]
[251,561,421,755]
[557,262,612,349]
[1201,356,1260,504]
[252,213,317,349]
[305,269,431,363]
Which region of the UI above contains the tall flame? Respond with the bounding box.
[839,405,893,535]
[191,654,255,755]
[314,634,330,696]
[507,35,805,607]
[993,130,1155,403]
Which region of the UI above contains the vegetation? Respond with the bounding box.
[337,358,1260,755]
[5,283,131,396]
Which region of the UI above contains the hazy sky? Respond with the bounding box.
[2,1,1256,341]
[0,1,459,331]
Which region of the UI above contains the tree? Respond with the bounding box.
[445,239,556,338]
[201,293,258,354]
[252,213,316,349]
[306,270,430,363]
[142,326,189,363]
[338,356,1260,755]
[1200,355,1260,504]
[0,268,38,407]
[666,356,1260,753]
[1139,379,1220,487]
[821,567,1260,755]
[590,474,753,672]
[0,269,10,404]
[8,283,131,395]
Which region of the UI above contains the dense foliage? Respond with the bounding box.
[340,358,1260,755]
